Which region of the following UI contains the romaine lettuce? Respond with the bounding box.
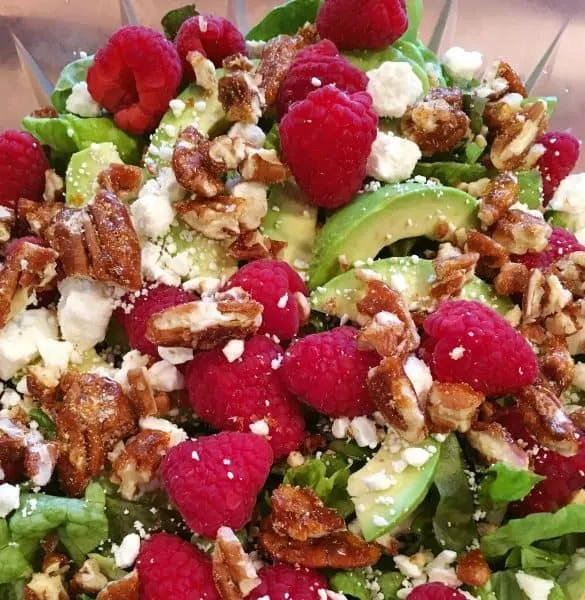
[246,0,323,41]
[51,56,94,113]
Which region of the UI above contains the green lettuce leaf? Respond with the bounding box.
[28,408,56,441]
[491,570,568,600]
[506,546,570,579]
[0,581,26,600]
[87,553,127,581]
[401,0,423,42]
[329,570,369,600]
[378,572,404,599]
[9,482,108,564]
[161,4,198,41]
[413,161,488,186]
[264,123,281,153]
[463,93,488,134]
[246,0,323,41]
[51,56,94,113]
[480,462,544,504]
[481,504,585,559]
[21,115,143,165]
[517,170,544,209]
[0,521,32,585]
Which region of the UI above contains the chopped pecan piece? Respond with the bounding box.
[43,169,65,203]
[96,571,139,600]
[17,198,64,236]
[492,210,552,255]
[358,311,411,357]
[495,60,527,96]
[540,336,575,394]
[494,261,530,296]
[218,70,264,123]
[97,164,143,200]
[552,251,585,298]
[0,206,15,242]
[146,288,262,350]
[228,230,287,260]
[483,100,518,131]
[523,270,573,324]
[176,196,244,240]
[368,357,427,443]
[240,149,290,184]
[126,368,170,418]
[548,299,585,338]
[56,372,137,496]
[30,106,59,119]
[430,251,479,300]
[188,50,217,92]
[456,550,491,588]
[70,559,109,596]
[466,422,530,469]
[477,172,519,228]
[24,572,69,600]
[213,526,261,599]
[465,230,509,271]
[427,382,485,433]
[272,485,345,542]
[223,54,255,72]
[569,407,585,431]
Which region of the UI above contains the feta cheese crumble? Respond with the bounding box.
[366,62,423,118]
[442,47,483,81]
[0,483,20,518]
[65,81,101,117]
[367,131,422,184]
[113,533,141,569]
[548,173,585,243]
[223,339,245,363]
[515,572,555,600]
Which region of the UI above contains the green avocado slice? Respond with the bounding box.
[310,256,512,320]
[308,183,478,289]
[348,434,442,541]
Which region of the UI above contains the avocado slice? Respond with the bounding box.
[560,549,585,600]
[261,182,318,275]
[308,183,478,289]
[348,433,442,541]
[65,142,122,207]
[144,81,227,171]
[311,256,512,320]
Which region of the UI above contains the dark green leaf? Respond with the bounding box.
[506,546,570,579]
[490,571,526,600]
[464,140,484,164]
[51,56,94,113]
[378,572,404,599]
[28,408,56,441]
[264,123,280,153]
[161,5,198,41]
[480,462,544,504]
[0,522,32,585]
[0,580,26,600]
[516,170,544,209]
[246,0,323,41]
[413,161,488,186]
[463,93,488,134]
[329,570,370,600]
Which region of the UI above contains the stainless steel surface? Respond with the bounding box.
[1,0,584,165]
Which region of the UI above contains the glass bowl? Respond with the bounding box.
[2,0,584,166]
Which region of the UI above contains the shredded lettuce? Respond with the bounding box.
[246,0,323,41]
[51,56,94,113]
[161,4,198,41]
[413,161,488,186]
[0,521,32,585]
[28,408,56,441]
[328,570,369,600]
[480,462,544,504]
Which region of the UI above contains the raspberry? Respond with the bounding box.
[225,259,308,341]
[249,564,328,600]
[407,583,467,600]
[281,326,379,417]
[115,284,196,359]
[317,0,408,51]
[496,407,585,515]
[512,226,585,270]
[423,300,538,396]
[161,432,273,538]
[184,336,305,458]
[176,14,247,75]
[5,236,45,258]
[276,40,369,119]
[0,130,49,208]
[136,533,218,600]
[536,132,580,204]
[280,86,378,208]
[87,26,182,135]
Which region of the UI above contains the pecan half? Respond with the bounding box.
[540,335,575,394]
[523,270,573,324]
[240,149,290,184]
[228,230,287,261]
[223,54,255,72]
[466,422,530,469]
[218,71,264,123]
[43,169,65,203]
[126,368,171,418]
[97,164,143,201]
[552,251,585,298]
[96,571,139,600]
[495,60,527,96]
[17,198,63,237]
[477,172,519,228]
[456,550,491,588]
[492,210,552,255]
[464,230,509,271]
[494,261,530,296]
[176,196,244,240]
[430,251,479,301]
[427,382,485,433]
[146,288,262,350]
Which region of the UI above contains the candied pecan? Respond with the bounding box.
[228,230,287,261]
[427,382,485,434]
[188,50,217,92]
[146,288,262,350]
[430,251,479,301]
[97,164,143,201]
[257,36,300,108]
[213,526,261,600]
[425,86,465,108]
[492,210,552,255]
[43,169,65,203]
[540,336,575,394]
[24,572,69,600]
[70,559,109,596]
[56,372,137,496]
[569,407,585,431]
[27,362,62,415]
[218,70,264,123]
[126,368,170,418]
[358,311,410,357]
[547,299,585,338]
[523,270,573,324]
[96,571,139,600]
[466,422,530,469]
[223,53,255,72]
[552,251,585,298]
[494,261,530,296]
[515,378,579,457]
[477,172,519,228]
[483,100,517,131]
[271,485,345,542]
[368,356,427,443]
[17,198,63,237]
[239,149,290,184]
[0,206,14,243]
[495,60,527,96]
[176,196,244,240]
[456,550,491,588]
[465,230,509,270]
[30,106,59,119]
[259,517,381,569]
[490,101,547,171]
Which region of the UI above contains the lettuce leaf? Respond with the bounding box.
[401,0,423,42]
[506,546,570,579]
[0,521,32,585]
[481,504,585,559]
[264,123,281,153]
[28,408,56,441]
[378,572,404,599]
[21,115,143,165]
[490,570,568,600]
[51,56,94,113]
[0,581,26,600]
[246,0,323,41]
[329,570,369,600]
[161,5,198,41]
[413,161,488,186]
[516,170,544,209]
[480,462,544,504]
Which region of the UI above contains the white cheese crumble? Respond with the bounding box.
[449,346,465,360]
[65,81,101,117]
[147,360,184,391]
[367,131,422,183]
[332,417,351,439]
[113,533,141,569]
[228,122,266,148]
[515,572,555,600]
[169,98,186,118]
[139,417,188,446]
[366,62,423,118]
[277,293,289,309]
[157,346,194,365]
[37,339,74,374]
[223,339,245,363]
[548,173,585,243]
[361,471,396,491]
[401,447,433,468]
[249,419,270,436]
[350,416,379,448]
[442,46,483,81]
[0,483,20,518]
[403,355,433,401]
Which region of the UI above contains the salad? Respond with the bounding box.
[0,0,585,598]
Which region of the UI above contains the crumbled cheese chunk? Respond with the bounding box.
[403,355,433,401]
[548,173,585,242]
[332,417,351,439]
[65,81,101,117]
[113,533,141,569]
[350,416,379,448]
[223,339,245,363]
[228,122,266,148]
[367,61,423,118]
[139,417,188,446]
[249,419,270,436]
[442,46,483,80]
[0,483,20,517]
[169,98,186,118]
[401,446,433,468]
[157,346,194,365]
[37,339,74,374]
[515,572,555,600]
[449,346,465,360]
[367,131,422,183]
[362,471,396,491]
[147,360,185,391]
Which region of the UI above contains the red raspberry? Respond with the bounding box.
[423,300,538,396]
[536,131,580,204]
[512,226,585,270]
[225,259,308,341]
[161,432,273,538]
[136,533,218,600]
[115,284,196,359]
[0,130,49,208]
[408,583,467,600]
[5,236,45,258]
[249,564,328,600]
[496,407,585,515]
[176,14,247,75]
[280,86,378,208]
[276,40,369,119]
[317,0,408,51]
[184,336,305,458]
[87,26,182,135]
[281,326,379,417]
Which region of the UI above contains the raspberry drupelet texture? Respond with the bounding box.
[184,335,305,458]
[512,226,585,270]
[176,14,247,74]
[276,40,369,119]
[536,131,580,204]
[225,259,309,341]
[115,284,196,359]
[249,564,328,600]
[407,583,467,600]
[0,130,49,208]
[281,326,380,417]
[317,0,408,51]
[87,26,182,134]
[423,300,538,396]
[136,533,218,600]
[161,433,273,538]
[280,86,378,208]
